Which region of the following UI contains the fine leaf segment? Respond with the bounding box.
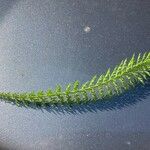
[0,52,150,106]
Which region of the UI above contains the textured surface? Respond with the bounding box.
[0,0,150,150]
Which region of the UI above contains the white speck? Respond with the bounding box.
[84,26,91,33]
[126,141,131,145]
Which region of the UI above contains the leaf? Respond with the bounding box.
[19,93,27,101]
[105,84,113,97]
[89,75,97,86]
[73,80,79,91]
[46,88,53,96]
[55,85,62,93]
[137,77,144,84]
[104,69,111,80]
[74,93,81,103]
[98,87,104,98]
[66,84,71,93]
[82,91,88,102]
[55,85,64,103]
[128,54,135,67]
[112,82,120,94]
[146,52,150,59]
[12,93,19,100]
[65,84,72,103]
[81,81,89,89]
[139,72,147,80]
[28,91,36,101]
[144,71,150,77]
[90,89,97,100]
[96,75,104,84]
[0,52,149,106]
[37,90,44,100]
[137,53,141,63]
[142,52,147,61]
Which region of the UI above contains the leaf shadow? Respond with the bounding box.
[44,81,150,115]
[1,81,150,115]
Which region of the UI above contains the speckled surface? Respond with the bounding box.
[0,0,150,150]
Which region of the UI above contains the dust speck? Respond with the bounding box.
[126,141,131,145]
[84,26,91,33]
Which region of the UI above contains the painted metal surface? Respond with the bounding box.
[0,0,149,149]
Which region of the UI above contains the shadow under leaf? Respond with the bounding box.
[0,81,150,115]
[44,80,150,115]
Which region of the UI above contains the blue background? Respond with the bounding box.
[0,0,149,149]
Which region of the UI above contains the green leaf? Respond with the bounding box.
[81,81,89,89]
[128,54,135,67]
[104,69,111,80]
[82,91,88,102]
[65,84,72,103]
[46,88,53,96]
[0,52,149,106]
[137,77,144,84]
[96,75,104,84]
[112,82,120,94]
[90,89,97,100]
[28,91,36,101]
[55,85,64,103]
[89,75,97,86]
[55,85,62,93]
[142,52,147,61]
[73,93,81,103]
[66,84,71,92]
[144,71,150,77]
[37,90,44,100]
[73,80,79,91]
[137,53,141,63]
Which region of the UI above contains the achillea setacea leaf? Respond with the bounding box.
[0,52,150,106]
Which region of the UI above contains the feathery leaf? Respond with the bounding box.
[0,52,149,106]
